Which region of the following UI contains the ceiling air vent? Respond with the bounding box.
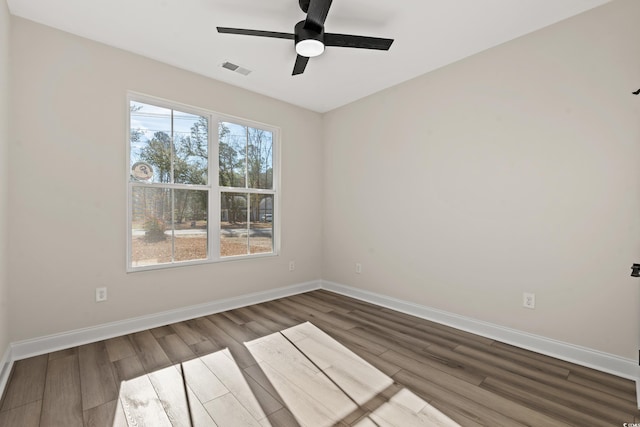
[221,61,252,76]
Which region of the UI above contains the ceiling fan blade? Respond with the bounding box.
[324,33,394,50]
[217,27,294,40]
[292,55,310,75]
[305,0,333,31]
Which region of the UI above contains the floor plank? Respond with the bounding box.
[0,400,42,427]
[119,374,172,426]
[392,369,527,426]
[104,336,136,362]
[40,354,83,427]
[82,399,128,427]
[200,348,271,422]
[181,356,228,404]
[282,322,394,406]
[247,330,359,425]
[195,317,258,369]
[368,388,460,427]
[111,354,146,383]
[129,330,173,373]
[480,375,614,427]
[78,341,119,411]
[156,333,196,364]
[170,319,211,346]
[0,355,48,411]
[204,392,262,427]
[261,407,300,427]
[148,364,216,427]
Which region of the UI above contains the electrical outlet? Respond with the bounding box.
[355,263,362,274]
[289,261,295,272]
[523,292,535,309]
[96,287,107,302]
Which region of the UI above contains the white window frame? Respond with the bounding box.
[126,92,280,272]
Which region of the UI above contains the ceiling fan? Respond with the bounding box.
[217,0,394,76]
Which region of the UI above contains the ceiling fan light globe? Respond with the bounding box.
[296,39,324,57]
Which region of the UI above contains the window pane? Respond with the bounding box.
[130,101,209,186]
[219,122,247,188]
[220,192,248,257]
[250,194,273,254]
[173,189,208,262]
[130,101,172,184]
[131,186,172,266]
[247,128,273,190]
[174,112,209,185]
[131,186,208,267]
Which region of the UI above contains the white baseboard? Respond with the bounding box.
[321,280,637,382]
[10,280,321,361]
[0,346,12,397]
[637,374,640,409]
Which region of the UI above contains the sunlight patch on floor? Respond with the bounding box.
[358,388,461,426]
[114,321,460,426]
[246,322,460,427]
[116,347,267,426]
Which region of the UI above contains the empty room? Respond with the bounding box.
[1,0,640,425]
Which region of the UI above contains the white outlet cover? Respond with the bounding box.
[523,292,535,309]
[96,287,107,302]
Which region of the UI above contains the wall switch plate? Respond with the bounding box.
[355,263,362,274]
[523,292,535,309]
[96,287,107,302]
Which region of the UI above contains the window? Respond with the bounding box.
[127,95,278,271]
[219,121,275,257]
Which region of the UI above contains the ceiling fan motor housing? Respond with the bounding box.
[294,20,325,57]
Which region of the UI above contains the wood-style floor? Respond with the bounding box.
[0,289,638,426]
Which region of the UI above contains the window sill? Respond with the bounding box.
[126,251,279,273]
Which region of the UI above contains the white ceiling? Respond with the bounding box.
[7,0,610,113]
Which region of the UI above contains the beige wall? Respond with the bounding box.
[0,0,10,356]
[323,0,640,359]
[8,17,323,341]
